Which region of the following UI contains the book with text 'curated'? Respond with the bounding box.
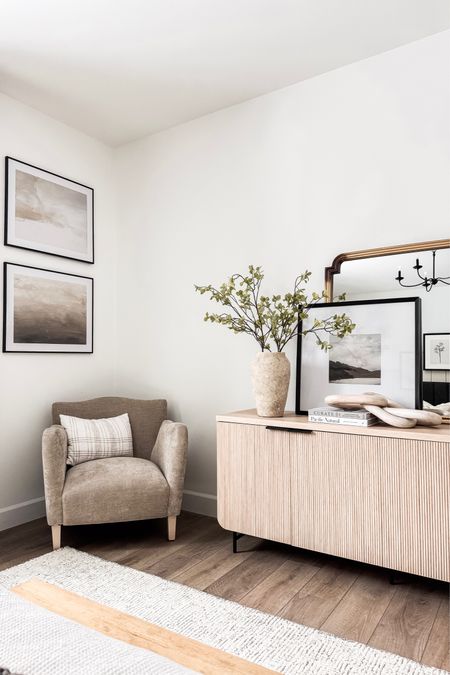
[309,406,376,421]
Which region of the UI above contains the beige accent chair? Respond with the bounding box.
[42,397,188,550]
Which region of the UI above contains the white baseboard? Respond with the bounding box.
[182,489,217,517]
[0,496,46,532]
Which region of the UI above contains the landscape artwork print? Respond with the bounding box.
[5,157,94,263]
[296,298,420,413]
[3,263,93,353]
[329,334,381,384]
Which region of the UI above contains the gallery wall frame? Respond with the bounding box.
[295,297,422,414]
[4,156,94,263]
[423,332,450,371]
[3,262,94,353]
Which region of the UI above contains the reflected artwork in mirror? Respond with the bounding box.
[323,239,450,411]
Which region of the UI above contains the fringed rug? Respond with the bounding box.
[0,548,447,675]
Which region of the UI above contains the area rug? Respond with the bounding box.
[0,585,193,674]
[0,548,447,675]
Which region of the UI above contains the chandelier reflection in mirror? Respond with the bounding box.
[395,250,450,292]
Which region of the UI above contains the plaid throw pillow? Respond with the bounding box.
[60,413,133,466]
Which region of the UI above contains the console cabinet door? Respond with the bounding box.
[290,431,450,581]
[379,439,449,582]
[290,430,384,567]
[217,422,256,537]
[217,422,291,544]
[253,425,291,544]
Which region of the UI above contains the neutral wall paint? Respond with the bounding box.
[115,32,450,515]
[0,93,117,529]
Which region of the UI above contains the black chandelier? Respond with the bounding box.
[395,250,450,292]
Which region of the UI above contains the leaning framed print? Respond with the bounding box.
[3,263,93,353]
[295,297,422,414]
[4,157,94,263]
[424,333,450,371]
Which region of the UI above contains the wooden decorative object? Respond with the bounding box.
[364,405,417,428]
[324,394,442,427]
[325,393,389,408]
[324,238,450,300]
[385,407,443,425]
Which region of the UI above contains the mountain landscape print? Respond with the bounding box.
[329,334,381,384]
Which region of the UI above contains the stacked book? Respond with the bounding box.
[308,406,379,427]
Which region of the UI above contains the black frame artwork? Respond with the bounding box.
[423,332,450,371]
[4,156,94,263]
[3,262,94,353]
[295,297,422,414]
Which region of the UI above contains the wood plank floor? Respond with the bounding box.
[0,512,448,671]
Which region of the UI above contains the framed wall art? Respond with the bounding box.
[4,157,94,263]
[3,262,93,353]
[424,333,450,371]
[296,297,422,413]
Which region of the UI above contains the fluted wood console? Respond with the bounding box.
[216,410,450,582]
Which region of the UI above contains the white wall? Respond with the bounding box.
[0,94,118,529]
[115,31,450,515]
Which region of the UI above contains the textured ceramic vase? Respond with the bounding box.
[251,351,291,417]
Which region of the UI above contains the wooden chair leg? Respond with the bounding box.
[167,516,177,541]
[51,525,61,550]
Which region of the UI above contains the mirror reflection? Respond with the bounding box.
[333,247,450,410]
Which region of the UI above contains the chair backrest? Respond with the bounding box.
[52,397,167,460]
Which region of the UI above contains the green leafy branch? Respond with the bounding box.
[195,265,355,352]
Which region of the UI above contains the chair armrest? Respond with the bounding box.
[42,425,68,526]
[151,420,188,516]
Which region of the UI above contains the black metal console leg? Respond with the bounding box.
[232,532,244,553]
[390,571,409,585]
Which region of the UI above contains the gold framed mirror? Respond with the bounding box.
[324,238,450,410]
[325,238,450,299]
